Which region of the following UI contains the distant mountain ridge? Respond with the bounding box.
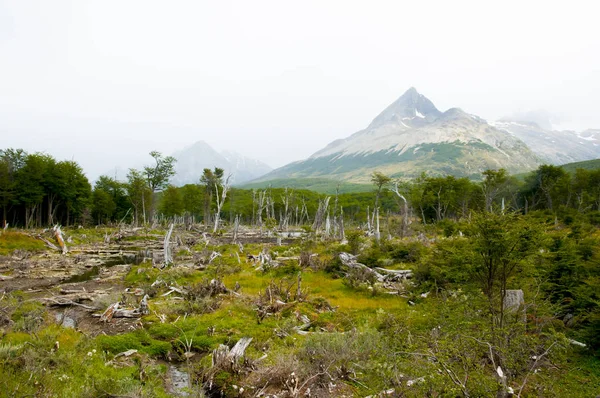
[493,119,600,165]
[170,141,272,186]
[257,88,541,183]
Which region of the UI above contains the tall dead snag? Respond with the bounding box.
[280,188,292,231]
[232,214,240,243]
[339,207,345,241]
[375,207,380,242]
[312,197,330,236]
[372,171,392,242]
[213,175,231,233]
[53,225,67,254]
[392,181,410,237]
[299,197,310,226]
[163,223,174,266]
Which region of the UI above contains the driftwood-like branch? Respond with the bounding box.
[53,225,68,254]
[98,294,150,321]
[375,267,413,280]
[338,253,413,283]
[43,298,96,310]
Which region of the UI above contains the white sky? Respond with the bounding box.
[1,0,599,180]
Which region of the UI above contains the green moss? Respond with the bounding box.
[0,231,45,255]
[96,329,171,357]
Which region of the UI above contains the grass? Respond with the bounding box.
[0,231,45,255]
[1,225,599,396]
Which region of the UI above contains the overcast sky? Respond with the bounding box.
[1,0,599,180]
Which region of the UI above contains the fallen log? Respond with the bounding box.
[375,267,413,280]
[97,294,150,320]
[42,298,96,310]
[338,252,384,282]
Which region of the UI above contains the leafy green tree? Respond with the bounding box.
[143,151,176,219]
[200,167,224,224]
[93,176,130,222]
[0,159,10,226]
[126,169,152,225]
[525,165,569,211]
[92,189,116,224]
[159,185,184,218]
[180,184,204,220]
[15,153,53,227]
[53,160,91,226]
[481,168,508,212]
[469,212,542,329]
[371,171,391,209]
[0,149,27,226]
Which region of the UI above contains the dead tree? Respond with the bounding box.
[392,181,410,237]
[299,197,310,226]
[280,188,292,231]
[163,223,174,266]
[213,175,231,233]
[312,197,330,235]
[232,214,240,243]
[375,207,380,242]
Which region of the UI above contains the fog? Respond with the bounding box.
[1,0,599,180]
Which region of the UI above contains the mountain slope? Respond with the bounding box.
[259,88,540,183]
[493,119,600,165]
[170,141,272,186]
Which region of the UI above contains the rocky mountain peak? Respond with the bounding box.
[368,87,442,128]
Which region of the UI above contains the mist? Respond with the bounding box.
[1,0,599,180]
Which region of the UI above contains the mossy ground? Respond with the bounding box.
[0,225,599,397]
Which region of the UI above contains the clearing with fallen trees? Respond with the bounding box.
[0,209,599,397]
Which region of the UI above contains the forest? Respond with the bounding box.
[0,148,599,397]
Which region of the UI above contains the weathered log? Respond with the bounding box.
[375,267,413,280]
[338,252,384,282]
[42,298,96,310]
[100,302,119,322]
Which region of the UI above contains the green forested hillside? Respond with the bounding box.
[560,158,600,173]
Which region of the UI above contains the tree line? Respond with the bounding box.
[4,146,600,229]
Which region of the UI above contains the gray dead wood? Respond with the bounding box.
[163,223,174,266]
[338,252,384,282]
[374,267,413,280]
[212,337,253,370]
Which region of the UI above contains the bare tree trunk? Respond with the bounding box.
[312,197,330,235]
[232,214,240,243]
[142,192,147,225]
[163,223,174,266]
[213,176,231,233]
[393,182,409,237]
[375,207,380,242]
